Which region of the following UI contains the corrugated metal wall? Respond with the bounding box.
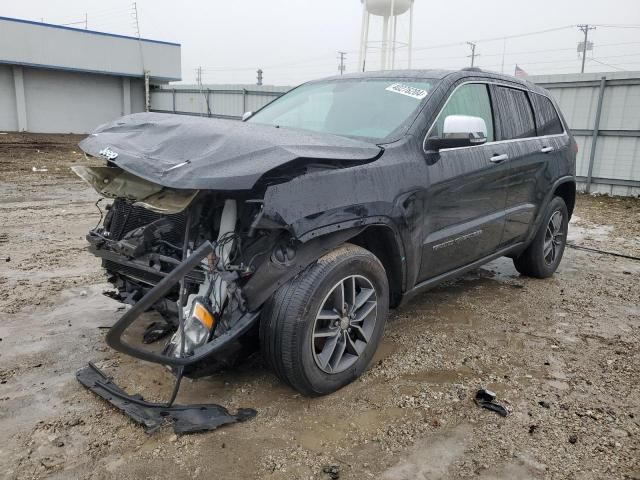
[151,72,640,197]
[150,84,290,120]
[530,72,640,196]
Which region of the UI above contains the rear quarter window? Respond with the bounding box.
[530,93,564,136]
[492,86,536,140]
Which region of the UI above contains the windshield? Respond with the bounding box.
[247,78,434,141]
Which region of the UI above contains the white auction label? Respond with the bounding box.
[385,83,428,100]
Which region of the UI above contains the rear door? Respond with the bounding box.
[419,82,509,281]
[490,85,569,247]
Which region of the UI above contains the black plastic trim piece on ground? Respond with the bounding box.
[77,362,257,434]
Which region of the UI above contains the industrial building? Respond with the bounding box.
[0,16,181,134]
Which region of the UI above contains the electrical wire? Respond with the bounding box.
[567,243,640,261]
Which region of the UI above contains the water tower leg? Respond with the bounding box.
[358,3,368,72]
[381,15,389,70]
[391,15,398,69]
[408,1,414,68]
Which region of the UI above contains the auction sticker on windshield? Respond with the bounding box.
[385,83,428,100]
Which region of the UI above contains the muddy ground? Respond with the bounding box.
[0,133,639,480]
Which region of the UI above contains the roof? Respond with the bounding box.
[0,16,181,82]
[0,16,179,46]
[312,68,547,94]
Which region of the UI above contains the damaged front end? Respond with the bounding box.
[74,165,273,431]
[75,162,288,369]
[73,112,386,432]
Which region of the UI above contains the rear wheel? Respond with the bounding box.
[260,243,388,396]
[513,196,569,278]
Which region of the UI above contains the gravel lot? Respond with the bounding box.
[1,133,639,480]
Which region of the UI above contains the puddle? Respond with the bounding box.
[372,339,399,364]
[568,215,614,243]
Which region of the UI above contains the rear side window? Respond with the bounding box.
[492,86,536,140]
[430,83,494,142]
[530,93,564,135]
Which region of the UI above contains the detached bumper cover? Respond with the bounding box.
[77,362,256,434]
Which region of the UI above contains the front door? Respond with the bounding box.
[419,82,509,281]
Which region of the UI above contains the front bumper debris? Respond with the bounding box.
[77,362,256,434]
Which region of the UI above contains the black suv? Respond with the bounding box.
[76,68,576,396]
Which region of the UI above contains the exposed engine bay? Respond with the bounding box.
[80,171,278,373]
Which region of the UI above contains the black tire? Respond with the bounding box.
[513,196,569,278]
[260,243,389,396]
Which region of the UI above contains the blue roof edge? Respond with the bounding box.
[0,15,181,47]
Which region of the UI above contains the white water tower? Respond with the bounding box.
[358,0,415,72]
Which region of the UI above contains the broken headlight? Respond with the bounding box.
[165,298,215,358]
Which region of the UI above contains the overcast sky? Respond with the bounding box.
[3,0,639,85]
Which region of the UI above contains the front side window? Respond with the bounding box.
[428,83,495,143]
[247,78,434,141]
[530,93,564,136]
[493,86,536,140]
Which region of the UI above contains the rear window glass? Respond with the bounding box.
[493,86,536,140]
[530,93,564,135]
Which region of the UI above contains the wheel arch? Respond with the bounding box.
[348,224,405,308]
[242,219,407,312]
[553,180,576,219]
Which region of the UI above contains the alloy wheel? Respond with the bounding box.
[543,210,565,265]
[311,275,378,374]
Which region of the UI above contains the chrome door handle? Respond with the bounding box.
[541,146,554,153]
[490,154,509,163]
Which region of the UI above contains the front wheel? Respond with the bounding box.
[260,243,389,396]
[513,196,569,278]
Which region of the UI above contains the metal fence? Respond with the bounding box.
[530,72,640,197]
[151,72,640,197]
[150,84,290,120]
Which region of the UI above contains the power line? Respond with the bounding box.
[592,24,640,29]
[588,58,627,71]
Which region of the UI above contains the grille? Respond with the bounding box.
[104,259,164,286]
[107,198,187,245]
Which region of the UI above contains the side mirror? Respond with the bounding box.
[241,111,253,121]
[426,115,487,151]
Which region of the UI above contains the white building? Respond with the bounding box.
[0,16,181,133]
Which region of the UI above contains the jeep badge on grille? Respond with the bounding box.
[98,147,118,160]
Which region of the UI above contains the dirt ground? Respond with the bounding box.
[1,133,639,480]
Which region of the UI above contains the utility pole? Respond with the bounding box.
[578,24,596,73]
[466,42,478,67]
[256,69,263,86]
[337,51,347,75]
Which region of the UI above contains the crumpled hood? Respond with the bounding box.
[79,112,382,190]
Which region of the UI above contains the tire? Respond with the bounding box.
[260,243,389,396]
[513,196,569,278]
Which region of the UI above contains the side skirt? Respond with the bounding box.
[399,242,525,307]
